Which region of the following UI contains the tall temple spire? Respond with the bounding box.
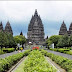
[69,22,72,31]
[59,21,67,35]
[27,9,44,45]
[0,21,3,31]
[5,21,13,35]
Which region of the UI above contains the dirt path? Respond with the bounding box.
[45,57,66,72]
[7,56,26,72]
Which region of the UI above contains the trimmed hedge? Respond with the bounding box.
[0,49,31,72]
[3,48,15,53]
[50,48,72,55]
[40,49,72,72]
[0,49,5,55]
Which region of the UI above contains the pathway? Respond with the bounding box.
[46,57,66,72]
[0,50,25,59]
[47,50,72,60]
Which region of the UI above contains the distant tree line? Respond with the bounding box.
[46,34,72,48]
[0,31,16,49]
[0,31,26,50]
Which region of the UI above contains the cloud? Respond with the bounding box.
[0,1,72,37]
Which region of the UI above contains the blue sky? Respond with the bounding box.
[0,1,72,38]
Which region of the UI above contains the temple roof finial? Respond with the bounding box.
[34,9,38,16]
[63,20,64,24]
[20,30,23,36]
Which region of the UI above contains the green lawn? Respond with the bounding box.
[15,50,57,72]
[14,57,27,72]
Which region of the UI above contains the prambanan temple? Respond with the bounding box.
[59,21,72,36]
[27,9,45,45]
[0,21,13,35]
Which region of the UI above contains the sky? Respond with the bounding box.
[0,1,72,38]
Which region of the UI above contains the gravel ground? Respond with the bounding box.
[0,50,25,59]
[47,50,72,60]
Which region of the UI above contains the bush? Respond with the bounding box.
[40,49,72,72]
[0,49,31,72]
[3,48,15,53]
[0,49,5,55]
[50,48,72,54]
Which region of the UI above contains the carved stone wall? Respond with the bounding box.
[27,9,45,44]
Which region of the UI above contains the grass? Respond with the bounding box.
[15,50,57,72]
[40,49,72,72]
[14,57,27,72]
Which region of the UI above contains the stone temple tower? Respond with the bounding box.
[0,22,3,32]
[5,21,13,35]
[67,22,72,36]
[59,21,67,35]
[27,9,45,45]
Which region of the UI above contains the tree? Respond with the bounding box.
[57,34,69,47]
[0,31,5,50]
[7,34,16,48]
[69,35,72,47]
[46,35,61,48]
[57,36,64,48]
[0,31,16,49]
[14,35,26,48]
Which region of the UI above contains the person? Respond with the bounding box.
[18,47,20,52]
[21,47,23,52]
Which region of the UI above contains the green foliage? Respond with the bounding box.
[57,34,69,47]
[40,49,72,72]
[23,50,57,72]
[69,35,72,46]
[0,49,5,55]
[0,31,16,48]
[0,31,5,48]
[3,48,15,53]
[50,48,72,55]
[14,35,26,45]
[46,35,61,47]
[47,34,72,48]
[0,50,31,72]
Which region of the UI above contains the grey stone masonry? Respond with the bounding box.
[5,21,13,35]
[27,9,45,45]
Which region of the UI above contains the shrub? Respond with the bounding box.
[40,49,72,72]
[3,48,15,53]
[50,48,72,55]
[0,49,31,72]
[0,49,5,55]
[23,50,57,72]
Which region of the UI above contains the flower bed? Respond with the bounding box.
[32,46,39,50]
[0,50,31,72]
[40,49,72,72]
